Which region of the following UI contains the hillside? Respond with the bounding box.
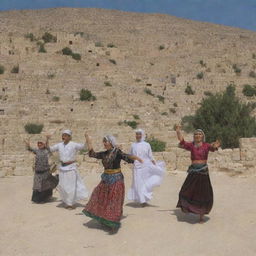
[0,8,256,176]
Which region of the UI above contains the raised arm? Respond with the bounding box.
[24,138,31,148]
[175,124,184,142]
[24,138,36,154]
[45,134,51,148]
[85,133,104,159]
[85,133,93,151]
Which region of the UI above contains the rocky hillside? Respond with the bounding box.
[0,8,256,175]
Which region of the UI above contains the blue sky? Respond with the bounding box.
[0,0,256,31]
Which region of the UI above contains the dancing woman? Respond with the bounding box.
[128,129,165,207]
[82,134,143,232]
[25,136,58,203]
[175,124,221,223]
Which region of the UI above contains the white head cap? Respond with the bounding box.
[62,129,72,136]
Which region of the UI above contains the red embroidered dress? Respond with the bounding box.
[82,148,133,229]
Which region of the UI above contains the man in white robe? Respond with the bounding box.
[50,130,88,209]
[128,129,165,206]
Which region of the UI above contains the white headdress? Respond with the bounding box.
[194,129,205,142]
[135,129,146,142]
[103,135,117,147]
[62,129,72,136]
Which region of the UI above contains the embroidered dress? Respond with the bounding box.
[28,147,58,203]
[82,148,133,229]
[50,141,88,206]
[176,140,216,214]
[128,141,165,203]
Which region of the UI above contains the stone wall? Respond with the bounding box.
[0,137,255,178]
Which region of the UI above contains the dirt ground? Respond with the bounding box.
[0,171,255,256]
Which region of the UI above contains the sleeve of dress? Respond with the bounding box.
[74,143,86,151]
[88,149,104,159]
[50,144,59,152]
[118,149,134,164]
[207,143,217,152]
[129,144,134,155]
[179,139,193,151]
[27,147,37,154]
[148,144,154,161]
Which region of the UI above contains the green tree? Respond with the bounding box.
[182,85,256,148]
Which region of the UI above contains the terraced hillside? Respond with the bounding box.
[0,8,256,176]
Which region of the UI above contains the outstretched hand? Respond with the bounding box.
[137,157,143,164]
[46,134,51,139]
[175,123,182,132]
[212,139,221,149]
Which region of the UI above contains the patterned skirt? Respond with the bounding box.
[32,171,59,203]
[82,172,125,229]
[176,164,213,215]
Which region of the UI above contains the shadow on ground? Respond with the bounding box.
[125,202,158,208]
[170,209,210,224]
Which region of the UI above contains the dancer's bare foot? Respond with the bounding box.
[199,214,205,223]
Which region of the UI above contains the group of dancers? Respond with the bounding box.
[25,125,220,232]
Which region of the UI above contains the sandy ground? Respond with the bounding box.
[0,170,256,256]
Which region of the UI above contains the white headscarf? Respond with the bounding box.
[135,129,146,142]
[194,129,205,142]
[62,129,72,136]
[103,135,117,148]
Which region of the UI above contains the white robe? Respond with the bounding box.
[127,141,165,203]
[50,141,88,206]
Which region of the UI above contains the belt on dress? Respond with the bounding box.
[104,168,121,174]
[60,161,76,167]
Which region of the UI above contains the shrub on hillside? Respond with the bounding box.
[38,44,46,53]
[80,89,96,101]
[157,95,165,103]
[144,88,154,96]
[0,65,5,74]
[95,42,104,47]
[24,123,44,134]
[107,43,116,48]
[104,81,112,87]
[72,53,81,60]
[199,60,207,67]
[109,59,117,65]
[204,91,213,97]
[11,65,19,74]
[159,45,165,50]
[52,96,60,102]
[185,85,195,95]
[146,137,166,152]
[133,114,140,120]
[232,64,241,75]
[42,32,57,43]
[62,47,73,56]
[124,120,138,129]
[25,33,36,41]
[242,84,256,97]
[249,71,256,78]
[196,72,204,79]
[169,108,176,113]
[181,85,256,148]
